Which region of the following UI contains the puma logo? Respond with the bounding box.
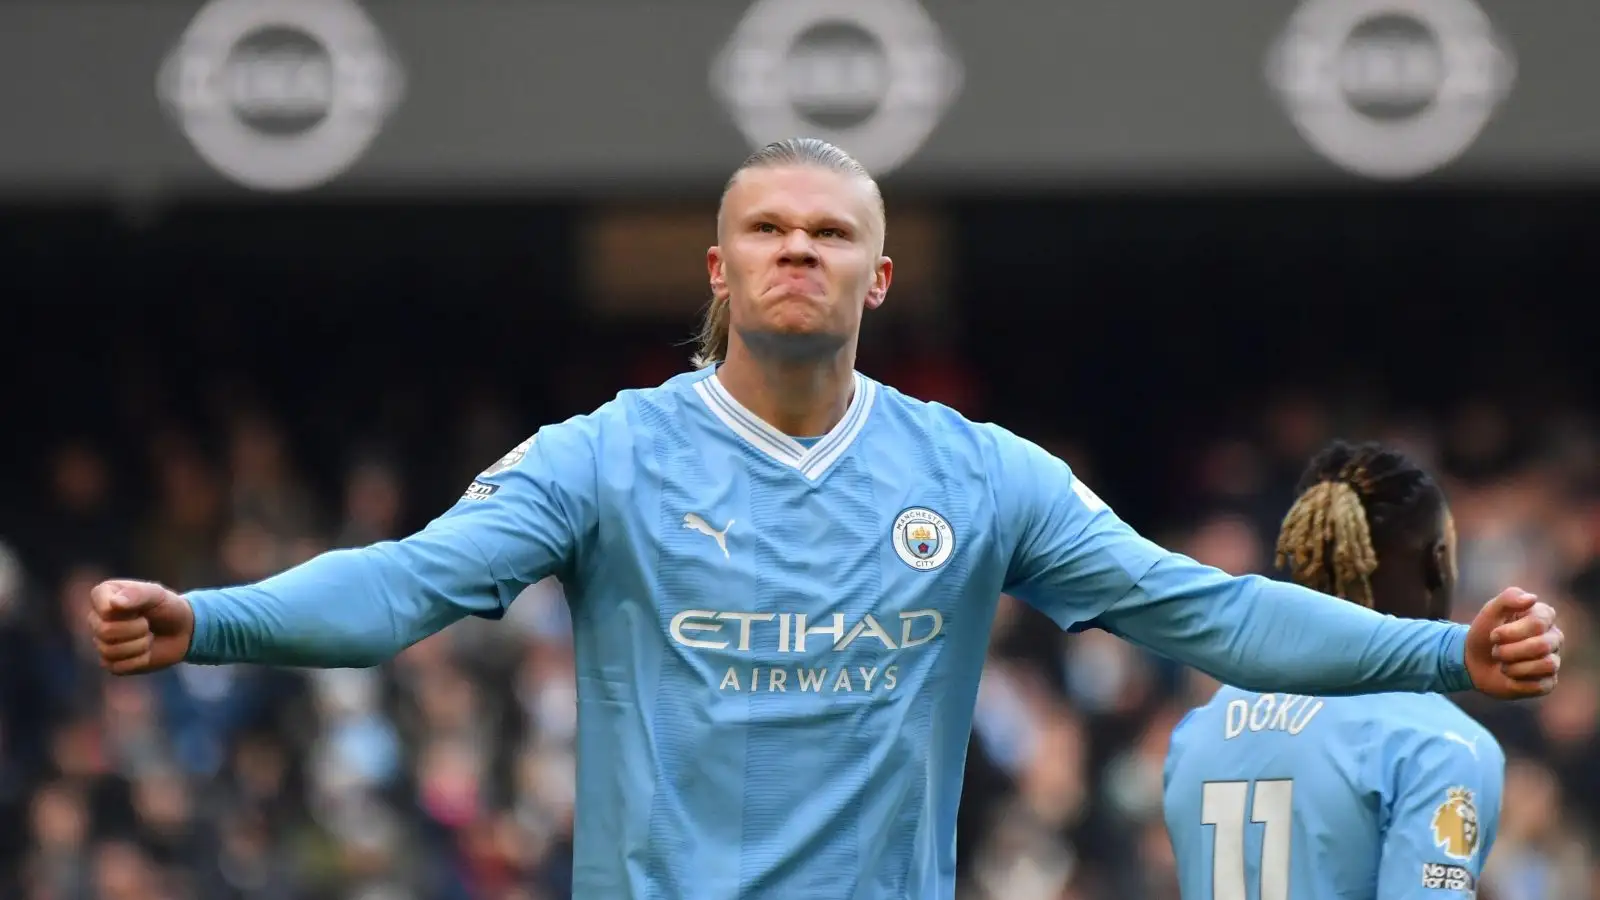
[683,513,734,559]
[1442,731,1480,759]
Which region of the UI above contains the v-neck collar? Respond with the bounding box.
[692,367,877,481]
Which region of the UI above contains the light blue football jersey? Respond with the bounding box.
[186,366,1478,899]
[1163,686,1504,900]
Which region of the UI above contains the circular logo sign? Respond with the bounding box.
[1267,0,1515,180]
[712,0,963,176]
[479,435,535,480]
[158,0,405,192]
[893,507,955,571]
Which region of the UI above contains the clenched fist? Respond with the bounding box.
[87,579,195,675]
[1465,587,1562,699]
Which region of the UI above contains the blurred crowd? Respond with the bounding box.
[1,351,1595,900]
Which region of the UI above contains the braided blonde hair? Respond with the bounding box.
[1275,480,1380,608]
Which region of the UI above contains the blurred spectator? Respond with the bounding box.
[337,457,406,548]
[29,441,128,588]
[136,431,226,591]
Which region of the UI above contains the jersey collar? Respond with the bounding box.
[693,368,877,481]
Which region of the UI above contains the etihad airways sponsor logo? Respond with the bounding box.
[670,608,944,694]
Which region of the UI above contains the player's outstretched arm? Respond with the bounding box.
[992,429,1560,700]
[1373,728,1504,899]
[88,423,597,673]
[1097,562,1559,698]
[183,524,520,668]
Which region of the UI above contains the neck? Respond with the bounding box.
[1368,570,1429,620]
[716,338,856,437]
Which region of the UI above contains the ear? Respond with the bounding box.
[864,255,893,310]
[707,246,727,299]
[1424,539,1447,591]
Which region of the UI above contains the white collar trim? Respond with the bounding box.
[693,370,876,481]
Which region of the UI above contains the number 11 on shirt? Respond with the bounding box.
[1200,779,1294,900]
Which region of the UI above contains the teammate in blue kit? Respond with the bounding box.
[1163,441,1507,899]
[87,139,1559,900]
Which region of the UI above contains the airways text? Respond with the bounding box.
[717,665,899,694]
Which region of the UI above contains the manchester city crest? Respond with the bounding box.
[892,507,954,571]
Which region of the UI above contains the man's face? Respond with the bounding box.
[709,165,891,360]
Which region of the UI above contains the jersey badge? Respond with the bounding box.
[893,507,954,571]
[479,434,535,480]
[1430,786,1481,861]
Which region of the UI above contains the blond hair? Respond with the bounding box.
[692,137,883,369]
[1275,480,1380,608]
